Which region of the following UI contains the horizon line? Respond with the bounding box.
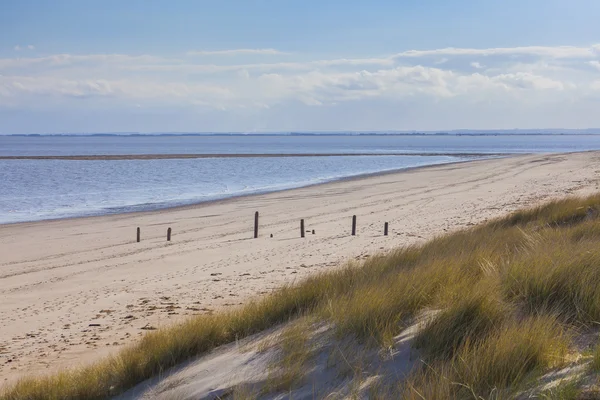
[3,129,600,137]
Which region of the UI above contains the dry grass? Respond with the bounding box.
[538,379,581,400]
[1,285,328,400]
[223,385,259,400]
[5,194,600,399]
[265,317,315,393]
[401,316,569,400]
[413,286,509,361]
[592,342,600,372]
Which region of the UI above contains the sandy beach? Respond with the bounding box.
[1,151,599,386]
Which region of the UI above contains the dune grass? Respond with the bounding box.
[4,194,600,399]
[401,316,569,399]
[592,342,600,372]
[539,380,581,400]
[265,317,315,393]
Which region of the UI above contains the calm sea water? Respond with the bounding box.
[1,134,599,224]
[3,134,600,156]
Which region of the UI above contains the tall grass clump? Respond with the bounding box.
[414,286,509,360]
[502,232,600,322]
[5,193,600,399]
[403,316,569,399]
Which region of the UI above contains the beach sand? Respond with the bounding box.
[1,151,599,386]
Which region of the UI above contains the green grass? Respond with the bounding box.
[5,194,600,399]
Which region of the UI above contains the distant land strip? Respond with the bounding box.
[0,153,511,160]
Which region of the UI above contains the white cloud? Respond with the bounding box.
[491,72,564,90]
[13,45,35,52]
[0,75,231,104]
[120,57,395,75]
[2,76,115,98]
[394,44,600,59]
[589,61,600,71]
[237,69,250,79]
[186,48,287,56]
[257,67,566,106]
[0,43,594,119]
[0,53,170,70]
[0,54,394,75]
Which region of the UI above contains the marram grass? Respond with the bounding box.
[4,194,600,399]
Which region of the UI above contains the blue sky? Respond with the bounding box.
[1,0,600,133]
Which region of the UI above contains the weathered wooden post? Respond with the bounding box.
[167,227,172,241]
[137,227,140,243]
[352,215,357,236]
[300,219,305,238]
[384,222,389,236]
[254,212,259,239]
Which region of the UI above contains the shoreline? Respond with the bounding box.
[0,154,505,227]
[1,151,599,385]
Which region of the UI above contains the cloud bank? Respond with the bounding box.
[1,44,600,132]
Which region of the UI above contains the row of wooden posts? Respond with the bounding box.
[136,212,390,242]
[254,212,389,238]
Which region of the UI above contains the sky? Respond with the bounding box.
[1,0,600,134]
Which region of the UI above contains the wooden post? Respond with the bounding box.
[352,215,357,236]
[167,227,172,241]
[254,212,259,239]
[300,219,305,238]
[137,227,140,243]
[384,222,389,236]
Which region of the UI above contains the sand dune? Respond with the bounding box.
[1,152,599,386]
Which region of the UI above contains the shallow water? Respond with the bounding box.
[0,155,463,224]
[2,134,600,156]
[1,134,599,224]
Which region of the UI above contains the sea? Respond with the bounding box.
[2,134,600,225]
